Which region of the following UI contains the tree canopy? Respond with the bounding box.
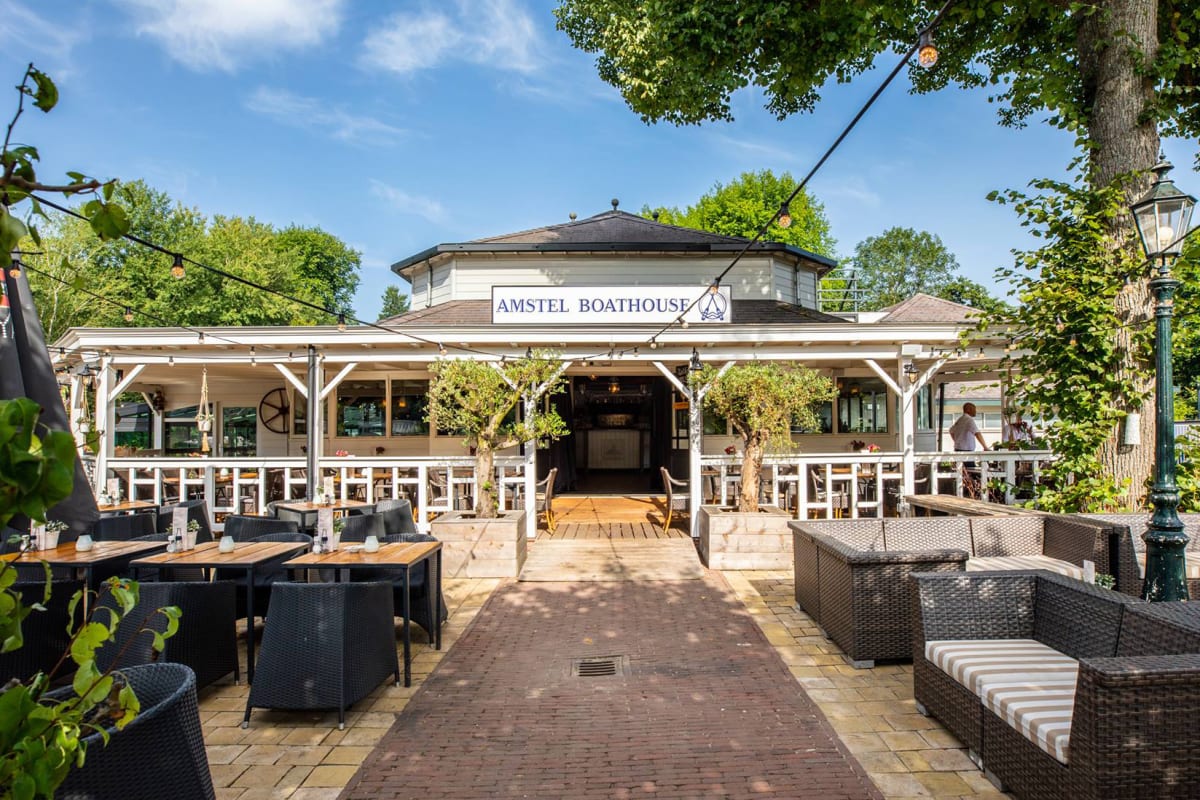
[844,226,999,311]
[643,169,835,257]
[378,285,411,321]
[27,180,360,340]
[557,0,1199,507]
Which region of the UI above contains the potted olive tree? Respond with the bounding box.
[693,362,835,569]
[426,353,568,577]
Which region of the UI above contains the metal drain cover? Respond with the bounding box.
[571,655,630,678]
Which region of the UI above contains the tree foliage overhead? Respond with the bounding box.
[27,180,361,340]
[558,0,1198,508]
[643,169,836,257]
[844,226,999,311]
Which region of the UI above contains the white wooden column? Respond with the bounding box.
[94,356,114,495]
[522,394,537,540]
[305,347,323,498]
[68,375,85,449]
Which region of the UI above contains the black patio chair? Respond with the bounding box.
[0,579,83,683]
[374,498,418,535]
[54,663,215,800]
[243,581,399,729]
[338,512,384,543]
[223,514,299,542]
[348,533,447,637]
[93,580,240,690]
[92,513,156,541]
[156,500,214,544]
[214,532,311,623]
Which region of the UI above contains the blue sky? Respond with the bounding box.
[4,0,1194,322]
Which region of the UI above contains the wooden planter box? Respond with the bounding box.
[431,510,527,578]
[698,504,792,570]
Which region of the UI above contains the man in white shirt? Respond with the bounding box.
[950,403,988,454]
[949,402,989,498]
[1003,412,1033,445]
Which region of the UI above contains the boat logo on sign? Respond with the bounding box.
[699,290,728,321]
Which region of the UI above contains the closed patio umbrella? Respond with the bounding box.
[0,263,97,535]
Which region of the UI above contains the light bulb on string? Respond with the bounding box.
[337,313,347,332]
[168,356,174,367]
[438,343,447,357]
[170,253,185,279]
[123,306,134,323]
[8,259,21,279]
[917,30,938,68]
[249,346,256,366]
[649,338,658,350]
[197,331,205,344]
[777,202,792,229]
[708,280,720,295]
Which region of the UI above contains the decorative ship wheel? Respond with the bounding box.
[257,388,290,434]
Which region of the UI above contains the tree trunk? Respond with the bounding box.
[1077,0,1160,507]
[474,444,497,519]
[739,434,764,513]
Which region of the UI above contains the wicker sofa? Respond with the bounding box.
[911,570,1200,800]
[1075,513,1200,597]
[790,516,1112,667]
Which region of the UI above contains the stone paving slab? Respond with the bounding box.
[339,574,882,799]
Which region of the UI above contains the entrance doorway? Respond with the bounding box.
[558,374,673,495]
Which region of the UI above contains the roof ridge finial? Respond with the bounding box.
[611,198,619,211]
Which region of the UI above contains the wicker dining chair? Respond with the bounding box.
[0,579,82,683]
[347,532,448,636]
[92,512,157,541]
[243,581,399,729]
[213,532,311,623]
[223,515,299,542]
[54,662,215,800]
[93,580,240,690]
[374,498,419,535]
[660,467,689,531]
[156,500,213,544]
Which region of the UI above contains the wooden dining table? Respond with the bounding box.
[96,499,158,516]
[283,541,442,686]
[131,540,311,683]
[1,539,168,612]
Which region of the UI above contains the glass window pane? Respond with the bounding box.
[337,380,386,437]
[792,401,832,434]
[293,392,307,437]
[390,379,429,436]
[222,406,257,456]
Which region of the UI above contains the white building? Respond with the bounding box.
[55,209,1040,535]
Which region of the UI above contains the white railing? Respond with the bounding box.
[699,450,1054,519]
[106,456,528,532]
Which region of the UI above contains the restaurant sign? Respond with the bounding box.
[491,285,732,325]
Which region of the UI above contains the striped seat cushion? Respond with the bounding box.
[926,639,1078,764]
[967,555,1083,581]
[1133,552,1200,580]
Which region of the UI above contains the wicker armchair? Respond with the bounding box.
[156,500,213,544]
[223,514,299,542]
[0,579,82,683]
[910,570,1200,800]
[1074,513,1200,596]
[338,512,384,543]
[243,581,400,729]
[94,580,240,690]
[348,533,447,637]
[214,532,311,622]
[92,513,156,541]
[660,467,689,531]
[54,663,215,800]
[375,498,419,535]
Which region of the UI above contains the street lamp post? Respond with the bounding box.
[1130,155,1195,602]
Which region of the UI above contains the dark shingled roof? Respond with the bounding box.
[378,299,846,328]
[473,210,746,245]
[879,293,982,323]
[390,210,837,275]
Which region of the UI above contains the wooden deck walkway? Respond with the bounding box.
[544,494,690,539]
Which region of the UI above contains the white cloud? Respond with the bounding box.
[817,175,883,208]
[119,0,343,72]
[361,0,543,76]
[0,1,84,63]
[369,180,447,225]
[246,87,405,145]
[710,133,804,167]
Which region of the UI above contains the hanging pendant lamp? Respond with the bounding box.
[196,368,214,453]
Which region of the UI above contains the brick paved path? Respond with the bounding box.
[340,574,882,799]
